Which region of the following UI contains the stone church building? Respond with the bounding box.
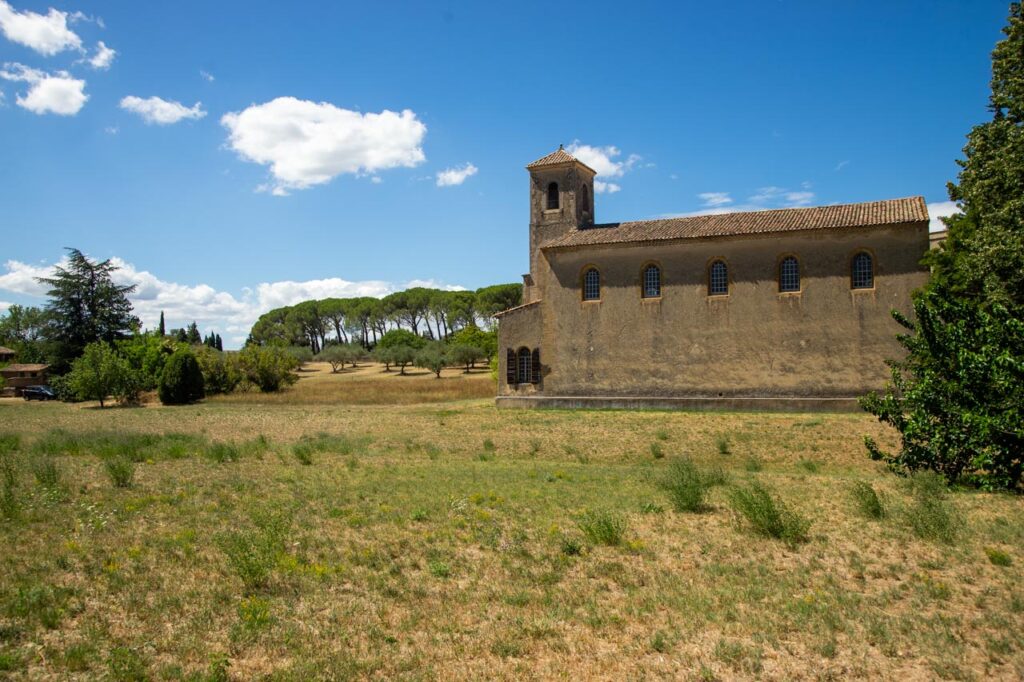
[495,147,930,410]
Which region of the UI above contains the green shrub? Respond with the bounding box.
[903,472,961,544]
[716,435,732,455]
[107,646,147,682]
[985,547,1012,566]
[797,459,820,473]
[217,510,290,593]
[744,456,764,472]
[0,433,19,455]
[661,458,709,513]
[292,443,314,465]
[578,510,627,546]
[703,466,730,487]
[850,481,886,519]
[104,457,135,488]
[650,442,665,459]
[237,345,300,392]
[158,348,205,405]
[560,536,583,556]
[729,481,810,545]
[429,560,451,578]
[655,428,670,441]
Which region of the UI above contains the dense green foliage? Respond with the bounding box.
[414,342,449,378]
[158,348,206,405]
[246,284,520,353]
[862,5,1024,489]
[236,345,299,393]
[36,249,140,373]
[66,341,140,408]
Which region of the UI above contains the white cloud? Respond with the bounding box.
[566,141,640,193]
[784,191,814,206]
[199,69,214,82]
[0,301,11,313]
[927,200,960,233]
[370,176,382,184]
[698,192,732,207]
[748,186,815,207]
[221,97,427,195]
[0,1,81,55]
[104,125,117,134]
[87,40,115,69]
[436,162,477,187]
[119,95,206,125]
[835,160,850,171]
[0,62,87,115]
[0,256,466,348]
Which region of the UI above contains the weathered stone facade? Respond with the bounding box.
[496,147,931,410]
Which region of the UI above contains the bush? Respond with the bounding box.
[447,343,484,373]
[193,345,241,395]
[729,481,810,545]
[850,481,886,519]
[860,291,1024,490]
[237,345,299,392]
[292,443,314,465]
[661,458,709,513]
[716,435,731,455]
[158,348,205,405]
[903,472,962,544]
[578,510,627,546]
[985,547,1012,566]
[67,341,141,407]
[104,457,135,489]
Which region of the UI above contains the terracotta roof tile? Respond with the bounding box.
[493,300,541,318]
[0,364,48,372]
[526,147,577,168]
[543,197,928,249]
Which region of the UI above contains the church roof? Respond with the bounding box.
[543,196,928,250]
[525,146,597,174]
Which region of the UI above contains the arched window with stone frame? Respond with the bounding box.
[582,267,601,301]
[546,182,559,210]
[708,259,729,296]
[778,255,800,293]
[641,263,661,298]
[851,251,874,289]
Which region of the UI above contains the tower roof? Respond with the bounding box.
[526,146,597,174]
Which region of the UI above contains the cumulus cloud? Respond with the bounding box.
[221,97,427,195]
[566,141,641,194]
[199,69,214,82]
[119,95,206,125]
[0,1,81,55]
[86,40,115,69]
[0,256,465,348]
[698,192,732,207]
[0,62,86,115]
[436,162,477,187]
[927,200,960,233]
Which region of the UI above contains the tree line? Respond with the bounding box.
[245,284,521,353]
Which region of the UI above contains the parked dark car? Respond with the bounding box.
[22,385,57,401]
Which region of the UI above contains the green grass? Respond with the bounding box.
[0,399,1020,679]
[728,480,811,546]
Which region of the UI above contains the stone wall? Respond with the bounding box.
[528,221,928,399]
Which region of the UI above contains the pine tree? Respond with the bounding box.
[215,334,223,352]
[158,311,166,337]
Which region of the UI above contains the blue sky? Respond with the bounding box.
[0,1,1009,345]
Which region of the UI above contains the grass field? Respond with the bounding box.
[0,364,1022,680]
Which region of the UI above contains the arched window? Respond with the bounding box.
[582,268,601,301]
[779,256,800,292]
[546,182,559,210]
[642,264,661,298]
[517,347,532,384]
[851,252,874,289]
[708,260,728,296]
[506,349,516,385]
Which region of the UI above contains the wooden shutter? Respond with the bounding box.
[531,348,541,384]
[506,349,516,385]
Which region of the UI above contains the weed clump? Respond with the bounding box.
[715,435,732,455]
[661,458,709,513]
[985,547,1012,566]
[217,510,291,593]
[650,442,665,459]
[850,481,886,519]
[903,472,961,544]
[32,457,61,490]
[292,443,314,466]
[729,480,810,545]
[578,510,627,546]
[103,457,135,489]
[205,442,240,464]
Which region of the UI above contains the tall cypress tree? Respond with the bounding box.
[158,311,166,337]
[215,334,223,352]
[862,5,1024,489]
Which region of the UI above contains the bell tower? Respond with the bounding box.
[524,146,596,302]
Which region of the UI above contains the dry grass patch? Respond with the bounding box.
[0,399,1021,679]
